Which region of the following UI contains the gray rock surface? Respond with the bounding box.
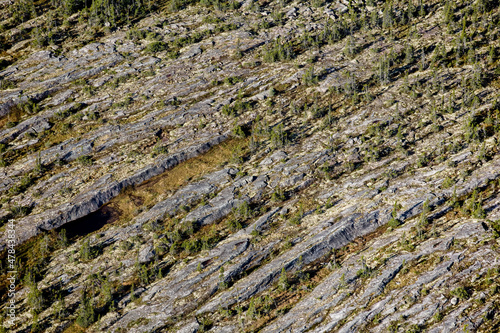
[2,2,500,333]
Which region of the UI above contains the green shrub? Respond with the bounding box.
[151,144,168,157]
[407,324,422,333]
[221,104,236,117]
[388,217,401,228]
[182,238,201,254]
[11,0,36,24]
[223,76,243,85]
[246,298,257,319]
[10,205,31,217]
[20,99,40,114]
[231,125,246,138]
[388,201,401,228]
[491,220,500,238]
[76,289,95,328]
[433,311,444,322]
[278,267,289,291]
[233,201,251,220]
[199,0,240,10]
[451,286,469,300]
[26,277,44,314]
[214,23,238,33]
[85,111,98,121]
[258,20,273,30]
[167,50,179,59]
[57,229,68,248]
[229,145,243,164]
[80,239,97,261]
[442,176,454,189]
[302,66,318,86]
[126,28,147,40]
[270,123,287,148]
[399,232,415,251]
[0,155,8,167]
[218,267,228,289]
[289,214,301,225]
[226,218,242,232]
[202,15,222,24]
[146,32,160,41]
[416,153,429,168]
[77,155,93,166]
[271,188,285,202]
[263,38,295,62]
[145,41,167,53]
[468,189,486,218]
[0,79,16,90]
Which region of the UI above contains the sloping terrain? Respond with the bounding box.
[1,0,500,332]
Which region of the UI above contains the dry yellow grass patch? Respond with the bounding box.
[62,323,86,333]
[105,137,247,224]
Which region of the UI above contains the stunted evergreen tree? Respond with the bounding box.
[11,0,36,23]
[76,288,95,328]
[263,37,295,62]
[382,1,393,30]
[27,281,44,314]
[278,267,288,291]
[46,0,155,27]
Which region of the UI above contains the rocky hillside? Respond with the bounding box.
[1,0,500,332]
